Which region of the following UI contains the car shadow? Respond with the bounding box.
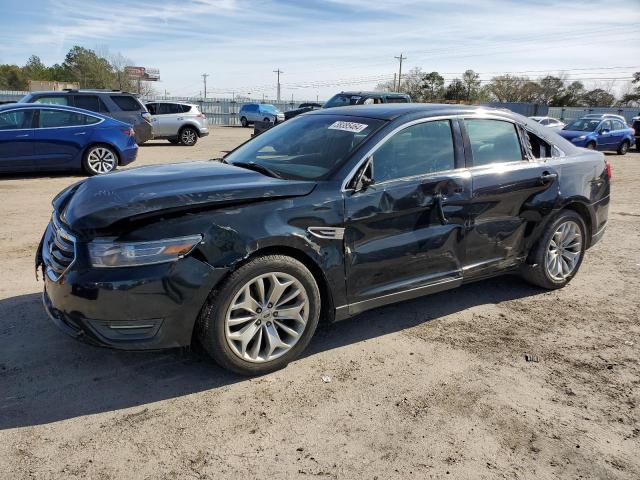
[0,276,541,430]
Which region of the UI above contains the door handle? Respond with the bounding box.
[434,193,448,225]
[74,132,87,136]
[16,134,29,138]
[539,171,558,185]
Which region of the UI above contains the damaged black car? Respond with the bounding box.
[37,104,610,375]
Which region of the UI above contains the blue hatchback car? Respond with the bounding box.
[0,104,138,175]
[558,116,635,155]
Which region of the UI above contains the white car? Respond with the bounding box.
[145,101,209,146]
[529,116,565,130]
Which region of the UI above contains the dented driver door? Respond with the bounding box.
[342,118,471,315]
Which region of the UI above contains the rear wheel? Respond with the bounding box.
[179,127,198,146]
[586,141,596,150]
[521,210,586,289]
[617,140,629,155]
[197,254,321,375]
[240,116,248,128]
[82,144,118,176]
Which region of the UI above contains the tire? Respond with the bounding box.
[263,117,271,124]
[520,210,587,290]
[586,141,596,150]
[168,138,179,145]
[197,254,321,375]
[179,127,198,146]
[240,117,249,128]
[617,140,629,155]
[82,144,118,176]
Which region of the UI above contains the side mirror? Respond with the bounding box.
[600,128,610,135]
[354,157,375,192]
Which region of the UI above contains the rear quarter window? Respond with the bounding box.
[110,95,143,111]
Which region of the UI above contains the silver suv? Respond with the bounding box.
[239,103,285,127]
[145,102,209,146]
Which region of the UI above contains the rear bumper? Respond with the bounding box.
[134,122,154,144]
[120,145,138,166]
[42,254,229,350]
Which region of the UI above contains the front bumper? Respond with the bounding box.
[39,224,229,350]
[199,128,210,137]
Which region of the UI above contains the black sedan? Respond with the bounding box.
[37,104,610,375]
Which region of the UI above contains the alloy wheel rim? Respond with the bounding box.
[182,129,196,144]
[225,272,309,363]
[545,220,582,281]
[87,147,116,174]
[621,142,628,153]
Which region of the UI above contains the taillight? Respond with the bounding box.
[604,159,612,180]
[142,112,152,124]
[122,128,135,137]
[196,113,205,118]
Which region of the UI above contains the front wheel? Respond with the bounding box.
[617,140,629,155]
[82,144,118,176]
[521,210,587,289]
[586,141,596,150]
[179,127,198,146]
[197,255,321,375]
[240,116,248,128]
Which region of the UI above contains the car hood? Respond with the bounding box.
[558,129,593,140]
[59,160,317,231]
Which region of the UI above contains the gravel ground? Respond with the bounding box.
[1,129,639,479]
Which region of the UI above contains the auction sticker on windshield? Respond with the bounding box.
[328,121,369,133]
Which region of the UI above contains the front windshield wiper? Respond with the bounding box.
[212,157,227,163]
[231,161,283,179]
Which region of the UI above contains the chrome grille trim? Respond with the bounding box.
[44,215,77,281]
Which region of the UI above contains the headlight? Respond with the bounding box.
[88,235,202,267]
[573,135,586,141]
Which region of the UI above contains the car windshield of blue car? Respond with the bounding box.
[225,115,385,180]
[565,119,600,132]
[261,105,279,113]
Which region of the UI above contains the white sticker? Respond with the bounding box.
[328,121,369,133]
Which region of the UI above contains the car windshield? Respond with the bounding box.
[564,119,601,132]
[225,114,385,180]
[261,105,279,114]
[324,94,361,108]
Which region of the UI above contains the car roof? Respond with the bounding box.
[0,102,115,120]
[332,91,409,97]
[306,103,517,121]
[27,90,134,95]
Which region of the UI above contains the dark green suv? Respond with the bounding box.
[324,91,411,108]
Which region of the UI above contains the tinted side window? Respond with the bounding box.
[465,119,523,166]
[600,120,613,132]
[38,110,98,128]
[539,119,550,125]
[385,96,409,104]
[33,96,68,106]
[613,120,626,130]
[0,110,32,130]
[110,95,142,111]
[180,104,192,113]
[146,103,157,115]
[73,95,108,113]
[373,120,456,182]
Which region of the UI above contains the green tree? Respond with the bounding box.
[461,69,481,101]
[619,72,640,106]
[22,55,48,81]
[582,88,615,107]
[487,75,529,102]
[444,79,467,102]
[421,71,445,102]
[62,46,114,88]
[0,64,28,90]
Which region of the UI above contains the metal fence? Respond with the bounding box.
[548,106,640,123]
[2,90,638,125]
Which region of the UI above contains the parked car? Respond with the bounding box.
[323,91,411,108]
[145,101,209,146]
[239,103,285,127]
[558,117,635,154]
[38,104,610,375]
[20,90,153,144]
[0,104,137,175]
[284,102,323,121]
[631,114,640,150]
[529,116,565,129]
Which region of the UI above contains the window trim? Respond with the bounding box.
[33,107,105,129]
[341,115,461,191]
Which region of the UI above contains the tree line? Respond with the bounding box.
[0,46,153,94]
[377,67,640,107]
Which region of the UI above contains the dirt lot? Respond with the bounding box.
[1,129,639,479]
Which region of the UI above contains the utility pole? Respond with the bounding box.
[201,73,209,100]
[273,68,283,102]
[393,73,397,91]
[394,53,406,92]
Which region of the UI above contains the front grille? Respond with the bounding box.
[45,216,76,280]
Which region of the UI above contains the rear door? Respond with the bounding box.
[73,95,109,115]
[0,109,34,172]
[597,120,615,149]
[461,117,560,278]
[344,118,471,311]
[610,119,627,148]
[32,108,98,169]
[153,103,182,136]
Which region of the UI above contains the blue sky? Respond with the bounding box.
[1,0,639,100]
